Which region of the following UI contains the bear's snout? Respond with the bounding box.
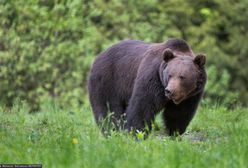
[164,89,172,99]
[165,87,185,104]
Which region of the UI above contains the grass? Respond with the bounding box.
[0,101,248,168]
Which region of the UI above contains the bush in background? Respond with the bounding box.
[0,0,247,109]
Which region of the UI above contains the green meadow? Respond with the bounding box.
[1,102,247,168]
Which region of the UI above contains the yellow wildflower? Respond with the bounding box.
[72,138,78,145]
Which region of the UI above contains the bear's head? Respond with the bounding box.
[161,48,206,104]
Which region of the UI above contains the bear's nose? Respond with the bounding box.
[164,89,172,98]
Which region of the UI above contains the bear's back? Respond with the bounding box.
[90,40,153,101]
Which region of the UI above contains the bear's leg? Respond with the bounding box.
[163,115,191,136]
[125,63,166,135]
[163,92,202,136]
[88,88,112,136]
[88,76,108,126]
[109,99,127,130]
[126,86,163,133]
[89,92,108,125]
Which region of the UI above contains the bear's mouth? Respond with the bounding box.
[172,97,184,105]
[164,90,185,105]
[165,95,183,104]
[172,100,181,105]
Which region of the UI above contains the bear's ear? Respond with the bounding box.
[194,54,206,67]
[163,49,175,63]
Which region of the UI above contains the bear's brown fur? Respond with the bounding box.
[88,38,207,136]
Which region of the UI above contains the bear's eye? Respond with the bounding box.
[168,75,172,79]
[179,76,185,80]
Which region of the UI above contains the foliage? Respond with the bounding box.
[204,65,239,107]
[0,102,248,167]
[0,0,247,107]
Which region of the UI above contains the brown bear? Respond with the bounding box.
[88,38,207,136]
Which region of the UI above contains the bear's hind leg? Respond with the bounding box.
[89,92,108,125]
[88,75,109,127]
[109,99,127,130]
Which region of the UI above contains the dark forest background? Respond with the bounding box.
[0,0,247,109]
